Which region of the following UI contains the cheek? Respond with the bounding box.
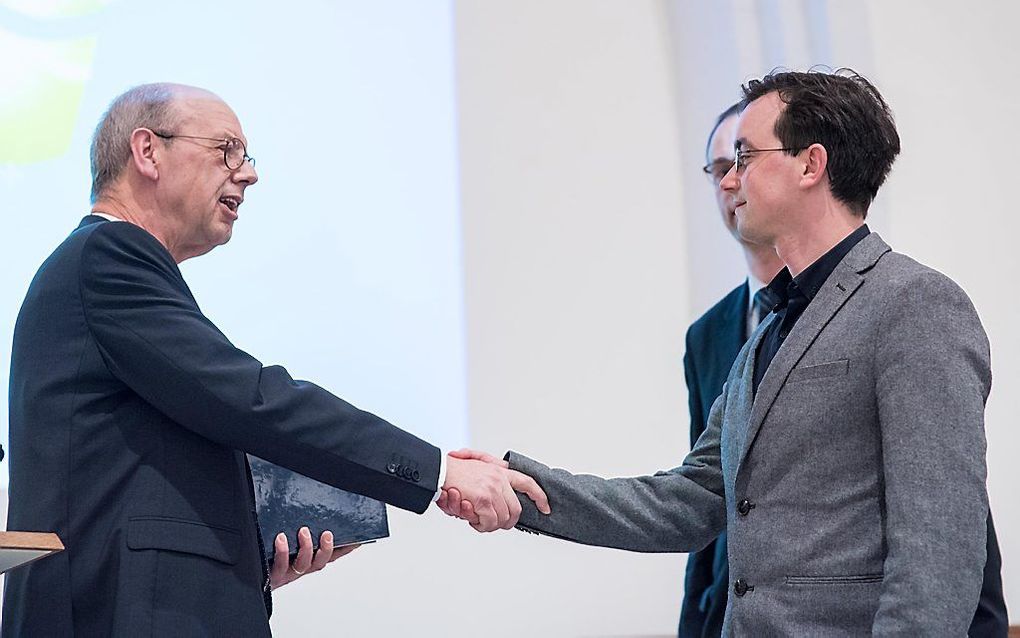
[745,176,774,204]
[714,191,728,212]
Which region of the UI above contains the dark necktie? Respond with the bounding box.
[753,288,772,330]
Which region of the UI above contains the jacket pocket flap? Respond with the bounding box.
[127,516,241,565]
[788,359,849,383]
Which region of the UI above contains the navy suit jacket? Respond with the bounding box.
[678,281,1008,637]
[679,282,747,638]
[4,217,441,636]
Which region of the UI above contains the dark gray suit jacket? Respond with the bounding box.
[510,234,992,636]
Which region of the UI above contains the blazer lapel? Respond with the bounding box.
[721,312,776,484]
[736,233,892,474]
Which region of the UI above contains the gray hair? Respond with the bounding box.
[89,83,182,203]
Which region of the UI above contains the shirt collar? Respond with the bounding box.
[792,224,870,302]
[760,224,870,311]
[91,212,124,223]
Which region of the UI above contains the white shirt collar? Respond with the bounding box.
[91,212,124,223]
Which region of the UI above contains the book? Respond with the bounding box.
[0,531,64,574]
[248,455,389,565]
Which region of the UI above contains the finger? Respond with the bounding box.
[474,500,498,532]
[436,489,449,511]
[292,526,314,574]
[501,477,522,530]
[270,532,290,585]
[309,530,334,572]
[460,499,480,525]
[447,488,464,518]
[489,474,512,528]
[509,470,551,514]
[329,543,361,562]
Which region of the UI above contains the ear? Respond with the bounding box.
[128,128,160,182]
[799,143,828,189]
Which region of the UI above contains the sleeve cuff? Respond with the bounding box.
[432,449,447,502]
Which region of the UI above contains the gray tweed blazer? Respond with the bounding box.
[509,233,991,636]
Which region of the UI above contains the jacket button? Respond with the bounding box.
[386,463,397,474]
[411,470,421,482]
[733,579,753,596]
[737,499,755,516]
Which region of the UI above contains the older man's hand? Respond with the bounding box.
[269,526,360,589]
[436,451,550,531]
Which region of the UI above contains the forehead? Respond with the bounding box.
[178,97,246,142]
[735,92,783,148]
[708,114,738,160]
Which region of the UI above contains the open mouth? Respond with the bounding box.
[219,195,242,214]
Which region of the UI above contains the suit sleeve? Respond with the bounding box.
[871,271,991,634]
[506,390,728,553]
[78,221,440,514]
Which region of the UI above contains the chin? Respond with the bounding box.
[216,222,234,245]
[735,223,760,245]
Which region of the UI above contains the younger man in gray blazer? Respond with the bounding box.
[441,69,996,636]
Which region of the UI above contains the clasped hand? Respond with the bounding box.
[436,449,550,532]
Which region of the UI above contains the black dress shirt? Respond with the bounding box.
[752,224,870,395]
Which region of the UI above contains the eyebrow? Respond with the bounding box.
[223,132,249,147]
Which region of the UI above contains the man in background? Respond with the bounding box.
[678,103,783,638]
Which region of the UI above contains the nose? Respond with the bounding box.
[719,163,738,192]
[233,157,258,186]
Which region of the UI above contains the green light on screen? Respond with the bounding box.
[0,0,113,19]
[0,27,97,164]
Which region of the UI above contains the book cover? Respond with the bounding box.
[248,455,389,564]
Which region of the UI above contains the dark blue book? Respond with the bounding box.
[248,455,389,565]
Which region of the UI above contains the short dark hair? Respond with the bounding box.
[705,102,741,164]
[740,68,900,216]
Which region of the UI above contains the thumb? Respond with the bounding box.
[509,470,551,515]
[449,448,508,467]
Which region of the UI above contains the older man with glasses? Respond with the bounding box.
[3,83,548,637]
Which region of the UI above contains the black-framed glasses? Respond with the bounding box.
[733,146,802,173]
[153,131,255,170]
[702,158,735,184]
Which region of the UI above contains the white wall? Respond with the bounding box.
[441,0,1018,634]
[867,0,1020,615]
[7,2,1016,636]
[273,2,693,636]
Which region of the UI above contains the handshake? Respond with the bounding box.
[436,449,551,531]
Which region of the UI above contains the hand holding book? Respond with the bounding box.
[270,525,361,589]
